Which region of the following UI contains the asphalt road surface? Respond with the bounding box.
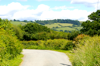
[20,49,72,66]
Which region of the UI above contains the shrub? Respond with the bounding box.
[21,39,74,50]
[74,34,90,47]
[12,25,23,40]
[67,30,80,40]
[0,18,23,66]
[72,36,100,66]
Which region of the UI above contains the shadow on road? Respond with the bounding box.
[60,63,71,66]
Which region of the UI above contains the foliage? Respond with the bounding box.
[72,36,100,66]
[35,19,80,25]
[81,10,100,36]
[22,22,50,34]
[0,18,23,66]
[74,34,90,42]
[12,25,23,40]
[2,54,23,66]
[21,39,75,50]
[67,31,81,40]
[20,22,69,40]
[11,21,27,25]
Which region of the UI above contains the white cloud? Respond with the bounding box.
[71,0,100,10]
[0,2,30,19]
[37,0,50,1]
[39,9,91,21]
[71,0,97,4]
[37,0,70,1]
[17,0,27,1]
[53,6,74,10]
[0,2,91,21]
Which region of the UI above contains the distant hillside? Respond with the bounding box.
[11,21,27,25]
[11,19,82,32]
[44,23,82,32]
[35,19,81,25]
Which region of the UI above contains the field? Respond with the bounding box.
[11,21,82,32]
[44,23,73,28]
[44,23,82,32]
[11,21,27,25]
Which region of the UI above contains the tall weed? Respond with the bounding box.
[72,36,100,66]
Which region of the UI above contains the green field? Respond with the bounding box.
[44,23,61,28]
[57,23,73,26]
[54,26,82,31]
[56,27,76,31]
[44,23,82,32]
[11,21,27,25]
[11,21,82,32]
[44,23,73,28]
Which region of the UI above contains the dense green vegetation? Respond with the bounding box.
[35,19,81,25]
[0,18,23,66]
[70,10,100,66]
[11,21,27,25]
[18,22,71,41]
[44,23,82,32]
[22,39,74,50]
[72,35,100,66]
[0,10,100,66]
[11,19,82,32]
[81,10,100,36]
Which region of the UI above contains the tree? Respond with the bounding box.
[22,23,51,40]
[23,20,27,22]
[14,19,16,21]
[81,10,100,36]
[88,10,100,21]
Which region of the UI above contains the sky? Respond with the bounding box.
[0,0,99,21]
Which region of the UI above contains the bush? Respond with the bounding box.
[21,39,74,50]
[74,34,90,47]
[0,18,23,66]
[72,36,100,66]
[12,25,23,40]
[67,30,80,40]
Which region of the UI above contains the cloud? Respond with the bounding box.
[39,9,91,21]
[71,0,97,4]
[17,0,27,1]
[71,0,99,9]
[0,2,91,21]
[53,6,74,10]
[37,0,70,1]
[0,2,30,19]
[37,0,50,1]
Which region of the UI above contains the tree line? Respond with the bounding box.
[35,19,80,25]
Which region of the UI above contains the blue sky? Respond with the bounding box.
[0,0,99,21]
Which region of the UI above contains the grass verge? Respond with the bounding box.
[52,50,74,63]
[8,54,23,66]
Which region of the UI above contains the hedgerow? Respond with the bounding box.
[0,18,23,66]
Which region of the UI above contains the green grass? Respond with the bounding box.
[57,23,73,26]
[44,23,61,28]
[55,26,82,31]
[9,54,23,66]
[72,36,100,66]
[44,23,82,32]
[11,21,27,25]
[56,27,75,31]
[74,27,83,30]
[44,23,73,28]
[53,50,74,63]
[1,54,23,66]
